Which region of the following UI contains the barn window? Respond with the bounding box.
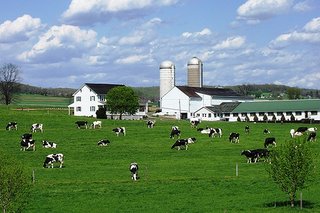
[241,113,247,117]
[267,112,273,116]
[250,113,256,117]
[225,113,230,117]
[276,112,282,116]
[233,113,238,117]
[76,107,81,112]
[295,111,302,116]
[76,96,81,102]
[311,111,317,115]
[90,96,95,101]
[286,112,292,116]
[90,106,96,112]
[258,112,264,116]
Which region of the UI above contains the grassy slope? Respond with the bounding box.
[12,94,72,107]
[0,106,319,212]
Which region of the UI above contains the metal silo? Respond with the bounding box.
[187,57,203,87]
[159,60,175,98]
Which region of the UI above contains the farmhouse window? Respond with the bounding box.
[90,96,95,101]
[76,96,81,102]
[225,113,230,117]
[90,106,96,112]
[208,113,211,118]
[202,113,206,117]
[76,107,81,112]
[197,113,200,117]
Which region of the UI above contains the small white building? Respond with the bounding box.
[68,83,123,117]
[160,86,252,119]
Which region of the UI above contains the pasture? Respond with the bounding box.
[0,106,319,212]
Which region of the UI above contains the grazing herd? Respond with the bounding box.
[4,118,318,180]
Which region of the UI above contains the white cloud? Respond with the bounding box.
[304,17,320,32]
[213,36,245,50]
[18,25,97,63]
[115,54,149,64]
[182,28,212,38]
[62,0,178,25]
[237,0,293,23]
[0,15,43,43]
[270,17,320,48]
[293,0,312,12]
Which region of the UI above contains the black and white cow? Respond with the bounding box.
[146,120,156,128]
[229,133,240,143]
[264,137,276,148]
[75,121,88,129]
[241,150,258,163]
[171,138,195,150]
[263,129,270,134]
[6,122,18,130]
[22,133,33,141]
[43,153,64,168]
[129,162,139,181]
[190,117,201,128]
[251,148,270,162]
[31,123,43,132]
[296,127,308,133]
[42,140,57,148]
[209,128,222,138]
[97,139,111,146]
[244,125,250,134]
[307,132,317,142]
[20,139,35,151]
[170,126,181,139]
[91,121,102,129]
[307,127,317,132]
[113,127,126,136]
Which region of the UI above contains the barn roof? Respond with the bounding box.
[205,102,241,113]
[232,99,320,113]
[85,83,124,95]
[176,86,246,98]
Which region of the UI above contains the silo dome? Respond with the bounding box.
[187,57,201,65]
[160,60,174,69]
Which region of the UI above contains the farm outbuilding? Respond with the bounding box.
[192,99,320,122]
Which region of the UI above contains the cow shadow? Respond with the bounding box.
[264,200,315,209]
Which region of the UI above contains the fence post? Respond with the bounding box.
[300,191,302,209]
[236,163,238,177]
[32,169,35,184]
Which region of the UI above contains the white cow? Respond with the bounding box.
[91,121,102,129]
[43,153,64,168]
[31,123,43,132]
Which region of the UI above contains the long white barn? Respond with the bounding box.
[160,86,252,119]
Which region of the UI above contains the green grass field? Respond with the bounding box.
[12,94,72,107]
[0,105,319,212]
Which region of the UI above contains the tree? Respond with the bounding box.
[0,153,30,213]
[106,86,139,120]
[0,63,21,105]
[287,88,301,100]
[267,139,314,207]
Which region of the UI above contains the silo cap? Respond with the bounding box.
[160,60,174,69]
[188,57,201,65]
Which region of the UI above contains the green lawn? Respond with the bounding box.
[0,105,319,212]
[12,94,72,107]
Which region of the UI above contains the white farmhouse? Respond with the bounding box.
[160,86,252,119]
[68,83,123,117]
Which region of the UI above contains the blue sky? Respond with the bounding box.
[0,0,320,89]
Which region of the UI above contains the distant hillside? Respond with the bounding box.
[16,83,320,102]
